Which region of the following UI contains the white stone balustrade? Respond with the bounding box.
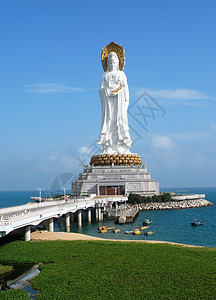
[0,196,126,238]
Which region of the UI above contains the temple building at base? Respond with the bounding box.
[72,164,159,197]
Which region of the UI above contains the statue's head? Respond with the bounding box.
[107,52,119,71]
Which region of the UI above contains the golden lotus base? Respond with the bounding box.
[90,154,142,166]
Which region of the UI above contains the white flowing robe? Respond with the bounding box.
[98,70,132,154]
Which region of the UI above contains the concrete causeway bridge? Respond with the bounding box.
[0,196,127,241]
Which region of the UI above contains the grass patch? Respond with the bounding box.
[0,240,215,299]
[0,264,12,275]
[0,289,29,299]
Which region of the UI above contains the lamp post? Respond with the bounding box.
[62,188,68,200]
[37,188,44,202]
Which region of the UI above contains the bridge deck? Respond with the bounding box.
[0,196,128,237]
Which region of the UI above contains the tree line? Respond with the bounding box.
[128,193,172,204]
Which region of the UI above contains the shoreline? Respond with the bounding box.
[128,199,213,211]
[31,231,206,248]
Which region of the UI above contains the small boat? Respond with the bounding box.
[138,226,149,230]
[125,230,133,234]
[97,226,106,230]
[191,220,205,226]
[132,230,141,235]
[143,219,152,226]
[113,228,122,233]
[144,231,154,236]
[106,226,115,230]
[99,229,108,233]
[134,228,141,231]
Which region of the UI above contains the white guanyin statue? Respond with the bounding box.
[98,42,132,155]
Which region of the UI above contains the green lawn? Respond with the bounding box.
[0,240,215,299]
[0,264,12,275]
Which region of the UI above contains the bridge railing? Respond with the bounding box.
[0,220,11,226]
[0,197,124,228]
[0,197,94,214]
[0,199,96,226]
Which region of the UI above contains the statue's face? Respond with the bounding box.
[108,52,119,71]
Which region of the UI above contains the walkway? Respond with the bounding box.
[0,196,127,240]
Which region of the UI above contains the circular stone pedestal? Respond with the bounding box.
[90,154,142,166]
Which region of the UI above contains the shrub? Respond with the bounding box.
[128,193,172,204]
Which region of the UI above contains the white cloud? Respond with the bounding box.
[26,83,84,93]
[0,150,80,190]
[133,88,214,101]
[152,135,176,149]
[38,151,77,174]
[169,131,210,142]
[182,101,208,108]
[46,152,60,161]
[79,146,91,155]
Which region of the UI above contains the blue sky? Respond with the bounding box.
[0,0,215,190]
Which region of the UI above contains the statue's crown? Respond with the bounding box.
[101,41,125,72]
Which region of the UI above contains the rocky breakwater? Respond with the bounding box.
[128,199,214,211]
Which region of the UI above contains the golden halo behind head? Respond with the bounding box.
[101,41,125,72]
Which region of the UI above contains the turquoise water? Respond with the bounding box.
[64,187,216,248]
[0,188,215,247]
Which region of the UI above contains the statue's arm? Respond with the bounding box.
[100,73,115,97]
[121,72,129,102]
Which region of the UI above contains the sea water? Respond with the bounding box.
[0,188,215,247]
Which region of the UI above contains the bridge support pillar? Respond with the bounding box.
[115,202,118,215]
[48,218,54,232]
[103,205,106,219]
[24,225,31,241]
[58,216,63,227]
[98,207,103,221]
[65,213,70,232]
[70,212,74,223]
[87,208,92,223]
[95,207,98,221]
[77,210,82,227]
